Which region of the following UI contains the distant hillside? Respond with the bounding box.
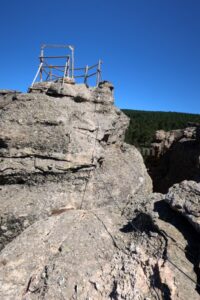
[122,109,200,148]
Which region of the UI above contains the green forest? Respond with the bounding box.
[122,109,200,148]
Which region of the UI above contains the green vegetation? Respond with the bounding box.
[122,109,200,148]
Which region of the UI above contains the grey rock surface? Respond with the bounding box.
[152,127,199,157]
[0,82,151,223]
[123,192,200,300]
[0,89,21,109]
[165,180,200,233]
[0,81,199,299]
[0,207,180,300]
[0,83,129,184]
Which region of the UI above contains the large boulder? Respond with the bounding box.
[165,180,200,233]
[124,191,200,300]
[0,82,151,225]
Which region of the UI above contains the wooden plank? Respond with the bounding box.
[87,72,97,78]
[39,56,70,59]
[84,65,89,85]
[42,65,65,68]
[42,44,74,49]
[73,67,85,71]
[74,75,85,78]
[88,63,98,70]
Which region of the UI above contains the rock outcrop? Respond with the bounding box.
[0,82,200,299]
[0,82,151,225]
[0,89,21,109]
[165,180,200,233]
[146,126,200,193]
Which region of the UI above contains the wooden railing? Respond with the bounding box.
[31,44,102,87]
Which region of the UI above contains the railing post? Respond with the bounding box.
[31,62,43,87]
[62,55,70,85]
[69,46,74,79]
[96,60,102,86]
[84,65,89,85]
[49,66,52,81]
[40,46,44,82]
[67,56,70,77]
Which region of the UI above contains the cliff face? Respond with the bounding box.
[0,82,151,220]
[147,127,200,193]
[0,83,199,300]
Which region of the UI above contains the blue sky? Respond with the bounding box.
[0,0,200,113]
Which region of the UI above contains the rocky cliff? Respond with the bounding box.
[146,126,200,193]
[0,82,199,300]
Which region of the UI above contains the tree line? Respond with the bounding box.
[122,109,200,148]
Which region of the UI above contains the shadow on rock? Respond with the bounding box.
[154,200,200,294]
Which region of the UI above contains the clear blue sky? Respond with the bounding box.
[1,0,200,113]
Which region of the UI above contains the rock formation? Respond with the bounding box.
[146,126,200,193]
[0,82,199,299]
[165,180,200,233]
